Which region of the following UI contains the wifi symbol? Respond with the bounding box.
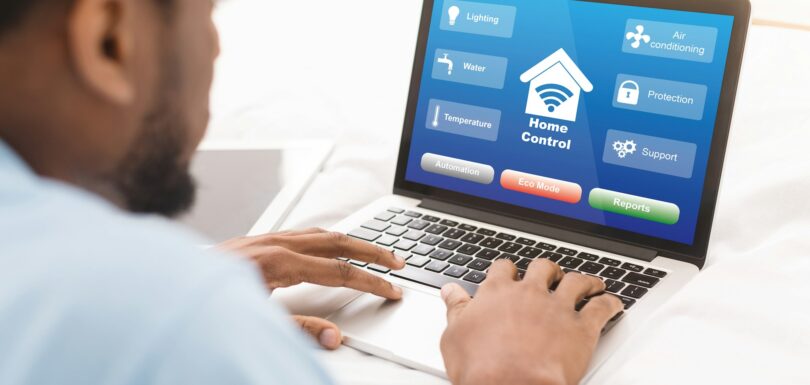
[535,83,574,113]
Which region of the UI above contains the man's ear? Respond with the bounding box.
[67,0,134,105]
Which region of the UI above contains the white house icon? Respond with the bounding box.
[520,48,594,123]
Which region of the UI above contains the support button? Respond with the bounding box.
[589,188,680,225]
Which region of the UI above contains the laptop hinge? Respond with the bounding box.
[419,198,658,263]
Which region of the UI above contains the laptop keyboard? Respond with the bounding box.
[347,207,669,310]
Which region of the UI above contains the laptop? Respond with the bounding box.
[292,0,750,380]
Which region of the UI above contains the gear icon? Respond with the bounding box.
[617,150,628,159]
[613,141,625,152]
[623,140,638,155]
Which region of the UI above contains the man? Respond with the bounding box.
[0,1,623,384]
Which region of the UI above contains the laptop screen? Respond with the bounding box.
[402,0,736,246]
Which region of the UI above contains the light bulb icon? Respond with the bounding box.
[448,6,461,26]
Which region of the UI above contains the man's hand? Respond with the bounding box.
[217,228,406,350]
[440,259,624,385]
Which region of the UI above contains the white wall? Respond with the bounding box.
[751,0,809,25]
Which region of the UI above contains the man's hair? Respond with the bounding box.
[0,1,172,35]
[0,1,38,34]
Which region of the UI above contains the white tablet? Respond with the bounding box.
[177,140,333,244]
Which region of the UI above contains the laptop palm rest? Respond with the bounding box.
[328,286,449,378]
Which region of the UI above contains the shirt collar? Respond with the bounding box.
[0,139,37,189]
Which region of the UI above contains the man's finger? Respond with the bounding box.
[580,294,625,331]
[554,273,606,305]
[441,283,471,324]
[483,259,517,285]
[523,259,564,290]
[279,232,406,270]
[293,255,404,300]
[292,315,343,350]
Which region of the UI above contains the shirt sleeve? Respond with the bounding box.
[146,268,335,385]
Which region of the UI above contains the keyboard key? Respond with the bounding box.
[463,271,487,284]
[425,260,450,273]
[387,207,405,214]
[605,280,626,293]
[460,233,485,244]
[443,229,466,239]
[457,244,482,256]
[579,262,605,274]
[516,237,537,246]
[557,247,578,256]
[420,235,443,246]
[476,228,497,236]
[390,216,412,226]
[391,266,477,295]
[404,211,422,218]
[350,260,368,267]
[367,264,391,273]
[407,220,430,230]
[425,224,448,235]
[644,268,668,278]
[394,250,411,261]
[449,254,473,266]
[537,242,557,251]
[440,219,459,227]
[559,257,584,269]
[406,256,430,267]
[403,230,425,241]
[393,239,417,251]
[621,285,648,299]
[622,272,660,288]
[543,252,564,262]
[496,233,517,241]
[600,267,627,280]
[374,212,397,222]
[361,220,390,232]
[480,238,504,249]
[468,259,492,271]
[563,268,578,274]
[348,228,381,242]
[385,226,408,236]
[412,244,435,256]
[498,242,523,254]
[578,252,599,262]
[476,249,500,261]
[516,258,533,270]
[375,235,399,247]
[438,239,463,250]
[618,296,636,309]
[497,253,520,263]
[599,257,621,267]
[444,266,469,278]
[430,249,454,261]
[422,215,441,223]
[621,263,644,273]
[458,224,478,232]
[517,247,543,259]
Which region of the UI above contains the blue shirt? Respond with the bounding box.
[0,140,333,385]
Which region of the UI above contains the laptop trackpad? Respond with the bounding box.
[327,286,448,377]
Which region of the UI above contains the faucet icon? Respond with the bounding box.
[437,53,454,75]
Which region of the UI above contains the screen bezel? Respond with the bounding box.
[393,0,751,267]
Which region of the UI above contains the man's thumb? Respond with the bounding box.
[441,284,471,323]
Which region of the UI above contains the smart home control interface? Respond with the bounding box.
[404,0,735,245]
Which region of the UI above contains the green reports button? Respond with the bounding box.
[589,188,680,225]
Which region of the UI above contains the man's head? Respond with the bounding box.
[0,0,219,217]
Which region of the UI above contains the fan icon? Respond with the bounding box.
[626,25,651,49]
[613,140,638,159]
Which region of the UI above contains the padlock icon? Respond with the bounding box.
[617,80,640,106]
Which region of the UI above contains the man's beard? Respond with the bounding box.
[112,98,197,218]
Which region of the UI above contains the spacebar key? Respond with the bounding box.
[391,266,478,296]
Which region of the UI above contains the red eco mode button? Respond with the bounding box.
[500,170,582,204]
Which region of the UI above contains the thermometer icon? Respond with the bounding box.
[432,105,441,127]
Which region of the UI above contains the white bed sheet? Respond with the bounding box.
[209,1,810,383]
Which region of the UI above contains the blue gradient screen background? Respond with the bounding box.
[404,0,734,245]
